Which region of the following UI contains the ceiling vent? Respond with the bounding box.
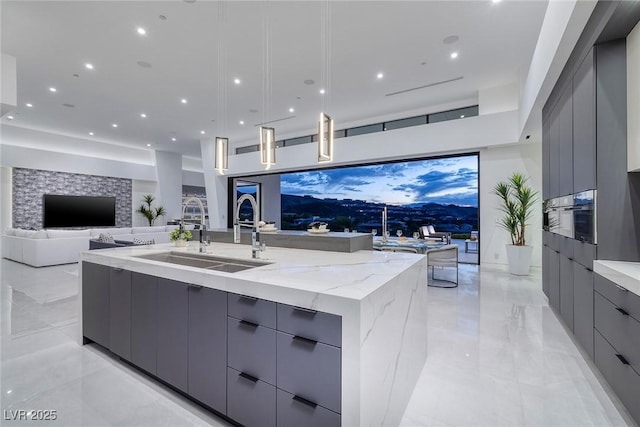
[253,116,296,126]
[385,76,464,97]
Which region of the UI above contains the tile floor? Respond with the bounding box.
[0,258,635,427]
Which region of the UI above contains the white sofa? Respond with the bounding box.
[2,225,187,267]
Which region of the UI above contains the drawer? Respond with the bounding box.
[227,367,276,427]
[572,240,596,269]
[594,274,640,322]
[560,236,574,258]
[277,303,341,348]
[276,331,341,414]
[543,231,551,247]
[594,293,640,374]
[594,331,640,425]
[228,292,276,328]
[549,233,561,251]
[227,317,276,385]
[277,388,340,427]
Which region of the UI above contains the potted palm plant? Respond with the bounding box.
[136,194,166,226]
[493,172,538,275]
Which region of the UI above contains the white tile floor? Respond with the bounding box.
[0,258,635,427]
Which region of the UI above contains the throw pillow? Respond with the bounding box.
[132,237,155,245]
[98,233,115,244]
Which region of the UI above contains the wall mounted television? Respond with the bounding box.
[43,194,116,228]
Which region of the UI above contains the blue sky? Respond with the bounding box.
[280,155,479,207]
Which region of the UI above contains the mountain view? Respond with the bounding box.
[279,155,479,236]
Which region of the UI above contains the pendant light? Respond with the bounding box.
[215,2,229,175]
[260,2,276,170]
[317,0,334,163]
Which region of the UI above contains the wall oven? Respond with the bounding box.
[573,190,596,244]
[547,195,575,239]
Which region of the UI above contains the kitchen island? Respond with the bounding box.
[79,242,427,426]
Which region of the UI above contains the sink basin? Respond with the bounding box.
[134,251,271,273]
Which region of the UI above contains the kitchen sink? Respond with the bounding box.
[134,251,271,272]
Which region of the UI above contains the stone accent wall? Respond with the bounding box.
[12,168,132,229]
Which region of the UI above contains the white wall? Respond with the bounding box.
[155,151,183,222]
[479,83,518,115]
[1,166,12,232]
[132,180,158,227]
[479,142,542,268]
[1,53,17,115]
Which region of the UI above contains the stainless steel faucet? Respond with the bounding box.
[234,194,264,258]
[182,197,208,252]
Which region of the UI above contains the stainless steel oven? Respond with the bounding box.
[547,195,575,239]
[573,190,596,244]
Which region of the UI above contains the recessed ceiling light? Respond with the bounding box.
[137,27,147,36]
[181,98,187,104]
[25,103,33,107]
[7,115,14,120]
[239,120,245,125]
[289,108,294,113]
[140,113,147,118]
[146,144,151,147]
[89,132,94,136]
[49,87,57,92]
[112,123,118,128]
[377,72,384,79]
[234,78,241,85]
[492,0,502,3]
[171,137,177,141]
[319,89,326,94]
[200,130,205,135]
[460,115,465,118]
[85,63,94,70]
[450,52,459,59]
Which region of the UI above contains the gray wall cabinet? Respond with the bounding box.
[188,286,227,414]
[558,86,574,196]
[156,278,189,393]
[109,268,131,360]
[548,106,560,199]
[572,48,597,192]
[131,272,158,375]
[82,262,110,348]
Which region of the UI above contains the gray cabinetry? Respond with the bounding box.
[542,245,551,298]
[572,47,597,192]
[228,293,276,328]
[594,292,640,373]
[549,105,560,199]
[559,254,574,330]
[109,268,131,360]
[548,250,561,311]
[82,262,110,348]
[277,389,340,427]
[227,317,277,385]
[188,286,227,414]
[227,367,276,427]
[156,278,189,392]
[277,304,342,348]
[558,86,574,196]
[131,272,157,375]
[542,117,551,200]
[276,331,341,414]
[573,263,594,358]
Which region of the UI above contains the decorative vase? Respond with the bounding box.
[505,245,533,276]
[174,239,188,247]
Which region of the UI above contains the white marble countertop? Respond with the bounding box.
[593,260,640,297]
[80,242,423,312]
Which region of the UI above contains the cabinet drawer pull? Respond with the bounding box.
[615,354,630,365]
[188,284,203,290]
[113,267,124,272]
[615,307,630,316]
[586,268,593,272]
[615,285,628,292]
[239,295,258,302]
[238,372,259,383]
[293,306,317,315]
[568,257,574,261]
[292,394,318,409]
[293,335,318,346]
[239,320,259,328]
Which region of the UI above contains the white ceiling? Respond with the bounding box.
[1,1,548,158]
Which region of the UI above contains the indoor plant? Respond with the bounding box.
[169,225,192,247]
[493,172,538,275]
[136,194,166,226]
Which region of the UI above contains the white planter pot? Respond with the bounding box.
[505,245,533,276]
[174,239,188,247]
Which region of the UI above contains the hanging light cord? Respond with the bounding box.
[217,1,228,136]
